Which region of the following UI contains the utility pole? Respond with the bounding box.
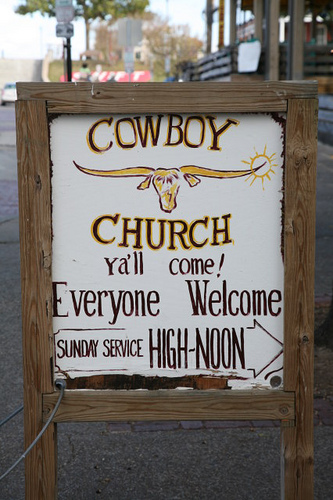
[206,0,213,54]
[218,0,224,49]
[205,0,219,54]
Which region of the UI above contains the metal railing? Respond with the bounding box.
[181,43,333,82]
[279,43,333,79]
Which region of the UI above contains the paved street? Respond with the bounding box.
[315,141,333,299]
[0,106,332,499]
[0,106,18,222]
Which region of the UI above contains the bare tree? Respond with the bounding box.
[143,14,203,79]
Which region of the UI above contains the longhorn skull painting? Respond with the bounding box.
[73,161,267,213]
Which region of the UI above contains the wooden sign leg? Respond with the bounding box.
[16,99,57,499]
[281,98,317,499]
[23,412,57,500]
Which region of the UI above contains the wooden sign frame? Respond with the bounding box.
[16,81,317,499]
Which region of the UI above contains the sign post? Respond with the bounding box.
[124,47,135,81]
[15,82,317,499]
[55,0,74,82]
[118,18,142,81]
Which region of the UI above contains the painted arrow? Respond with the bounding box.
[245,320,283,379]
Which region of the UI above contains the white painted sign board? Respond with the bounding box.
[50,112,285,389]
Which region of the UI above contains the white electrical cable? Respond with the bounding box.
[0,379,66,482]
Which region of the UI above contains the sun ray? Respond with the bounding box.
[243,147,278,189]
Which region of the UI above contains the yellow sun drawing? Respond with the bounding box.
[242,146,278,190]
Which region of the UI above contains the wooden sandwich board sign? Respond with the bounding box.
[16,82,317,499]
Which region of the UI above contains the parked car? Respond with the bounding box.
[1,83,17,105]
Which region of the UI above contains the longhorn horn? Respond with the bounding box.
[180,162,266,179]
[73,161,154,177]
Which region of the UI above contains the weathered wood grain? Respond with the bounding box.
[16,100,56,499]
[43,389,295,423]
[16,81,318,114]
[282,98,317,499]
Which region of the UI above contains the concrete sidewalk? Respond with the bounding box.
[0,138,333,498]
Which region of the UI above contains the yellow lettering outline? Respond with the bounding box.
[91,214,120,244]
[206,116,240,151]
[184,115,206,148]
[86,117,113,154]
[115,118,138,149]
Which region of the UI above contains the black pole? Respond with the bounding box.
[63,40,67,81]
[66,38,72,82]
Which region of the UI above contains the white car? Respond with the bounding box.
[1,83,17,105]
